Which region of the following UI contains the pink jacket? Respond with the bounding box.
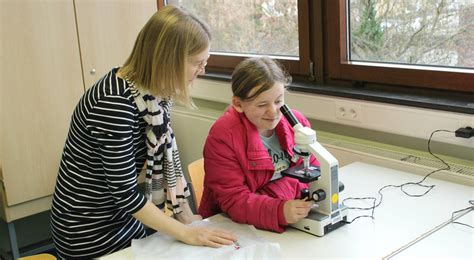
[199,106,319,232]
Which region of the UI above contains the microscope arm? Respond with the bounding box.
[305,142,340,215]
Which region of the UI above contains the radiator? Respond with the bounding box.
[171,107,220,178]
[322,136,474,186]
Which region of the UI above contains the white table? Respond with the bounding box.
[391,208,473,259]
[101,162,474,259]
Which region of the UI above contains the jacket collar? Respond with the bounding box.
[230,107,296,170]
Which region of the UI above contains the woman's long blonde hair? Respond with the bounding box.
[120,5,211,105]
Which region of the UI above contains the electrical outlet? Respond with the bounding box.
[335,102,361,122]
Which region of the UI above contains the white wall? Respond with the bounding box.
[190,79,474,149]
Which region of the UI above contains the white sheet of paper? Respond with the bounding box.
[131,215,281,259]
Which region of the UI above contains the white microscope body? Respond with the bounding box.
[280,105,348,236]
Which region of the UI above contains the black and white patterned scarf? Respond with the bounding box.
[126,78,190,215]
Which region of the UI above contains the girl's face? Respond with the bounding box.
[232,82,285,137]
[186,47,210,84]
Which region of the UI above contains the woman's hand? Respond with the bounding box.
[133,201,235,248]
[179,226,237,248]
[175,200,203,224]
[176,212,203,224]
[283,199,313,224]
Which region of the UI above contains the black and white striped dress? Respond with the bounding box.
[51,68,149,258]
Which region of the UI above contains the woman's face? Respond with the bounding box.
[186,47,210,84]
[233,82,285,137]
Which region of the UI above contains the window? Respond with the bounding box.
[158,0,474,93]
[349,0,474,69]
[328,0,473,92]
[170,1,299,57]
[160,0,310,76]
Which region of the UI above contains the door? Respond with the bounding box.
[1,0,85,206]
[74,0,157,88]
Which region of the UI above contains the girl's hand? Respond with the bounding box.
[283,199,313,223]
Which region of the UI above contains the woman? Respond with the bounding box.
[50,6,236,258]
[199,57,317,233]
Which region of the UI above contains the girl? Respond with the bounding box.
[199,57,317,232]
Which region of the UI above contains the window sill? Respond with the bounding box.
[202,72,474,115]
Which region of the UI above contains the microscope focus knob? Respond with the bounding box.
[300,188,310,200]
[312,189,326,202]
[339,181,345,192]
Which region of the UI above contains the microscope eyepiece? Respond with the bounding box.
[280,104,300,127]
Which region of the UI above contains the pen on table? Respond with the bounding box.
[233,240,241,249]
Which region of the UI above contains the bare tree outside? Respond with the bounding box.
[168,0,299,58]
[168,0,472,69]
[350,0,474,68]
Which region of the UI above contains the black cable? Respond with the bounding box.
[451,200,474,228]
[342,129,454,224]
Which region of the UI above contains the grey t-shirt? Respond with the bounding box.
[260,132,290,181]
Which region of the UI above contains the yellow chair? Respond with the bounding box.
[187,158,205,209]
[19,253,56,260]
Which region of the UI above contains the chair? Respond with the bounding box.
[187,158,205,210]
[19,253,56,260]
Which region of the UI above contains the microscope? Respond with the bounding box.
[280,104,348,236]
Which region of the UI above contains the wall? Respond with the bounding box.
[189,79,474,161]
[171,78,473,189]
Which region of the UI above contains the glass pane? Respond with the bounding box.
[167,0,299,58]
[349,0,474,69]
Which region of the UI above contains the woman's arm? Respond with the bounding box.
[92,95,235,247]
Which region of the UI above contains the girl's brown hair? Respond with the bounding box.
[231,57,291,101]
[120,5,211,105]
